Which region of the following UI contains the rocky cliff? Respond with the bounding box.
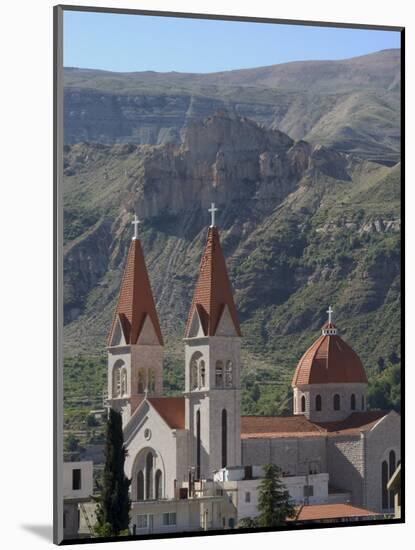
[64,49,401,165]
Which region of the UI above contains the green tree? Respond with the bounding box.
[256,464,296,527]
[251,383,261,402]
[94,409,131,537]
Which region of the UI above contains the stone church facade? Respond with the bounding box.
[106,210,400,531]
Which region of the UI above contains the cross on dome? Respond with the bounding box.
[208,202,218,227]
[322,305,337,336]
[132,214,141,240]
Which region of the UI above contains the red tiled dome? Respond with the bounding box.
[292,327,368,386]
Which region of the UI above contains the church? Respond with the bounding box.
[105,205,400,534]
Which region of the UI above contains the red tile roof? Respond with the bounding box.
[108,239,163,346]
[241,411,388,439]
[292,330,367,386]
[185,227,241,337]
[292,503,379,521]
[148,397,185,429]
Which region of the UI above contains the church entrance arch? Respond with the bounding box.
[131,446,165,501]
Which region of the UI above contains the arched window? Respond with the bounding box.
[333,394,340,411]
[196,410,201,480]
[301,395,306,413]
[112,360,124,397]
[137,369,145,394]
[190,352,202,390]
[221,409,227,468]
[351,394,356,411]
[215,361,224,388]
[389,450,396,508]
[121,368,127,396]
[137,470,144,501]
[155,469,162,500]
[145,452,153,500]
[361,395,365,410]
[148,368,156,394]
[381,460,388,509]
[315,395,322,411]
[225,361,233,387]
[199,360,206,387]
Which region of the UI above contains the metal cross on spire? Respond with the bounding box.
[327,305,333,324]
[208,202,218,227]
[132,213,141,240]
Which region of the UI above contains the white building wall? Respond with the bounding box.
[63,461,94,500]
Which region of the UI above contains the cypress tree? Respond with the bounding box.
[256,464,296,527]
[94,409,131,537]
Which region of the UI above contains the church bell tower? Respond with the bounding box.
[184,204,242,480]
[107,215,164,426]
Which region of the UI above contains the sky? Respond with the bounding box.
[63,10,401,73]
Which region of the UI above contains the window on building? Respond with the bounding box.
[381,460,388,509]
[244,466,253,480]
[162,512,177,526]
[72,468,81,491]
[145,452,154,500]
[215,361,224,387]
[137,470,144,501]
[200,360,205,387]
[221,409,227,468]
[113,366,121,397]
[229,518,235,529]
[301,395,306,413]
[148,368,156,394]
[245,492,251,503]
[190,352,202,390]
[63,511,66,529]
[196,410,201,480]
[303,485,314,497]
[225,361,233,387]
[361,395,365,410]
[136,514,148,529]
[389,450,396,508]
[351,393,356,411]
[137,369,145,394]
[155,469,162,500]
[121,368,127,396]
[315,394,322,411]
[333,394,340,411]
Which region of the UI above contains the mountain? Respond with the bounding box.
[64,49,401,165]
[63,112,401,415]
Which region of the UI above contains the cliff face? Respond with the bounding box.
[64,49,401,165]
[63,113,401,392]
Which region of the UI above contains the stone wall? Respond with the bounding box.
[293,383,367,422]
[242,436,327,476]
[327,435,364,506]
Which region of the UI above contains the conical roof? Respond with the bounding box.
[185,226,241,337]
[108,238,163,345]
[292,323,367,386]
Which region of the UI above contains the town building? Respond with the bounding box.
[63,461,94,539]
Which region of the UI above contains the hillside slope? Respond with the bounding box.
[63,112,401,414]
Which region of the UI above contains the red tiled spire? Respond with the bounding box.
[108,238,163,345]
[185,226,241,337]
